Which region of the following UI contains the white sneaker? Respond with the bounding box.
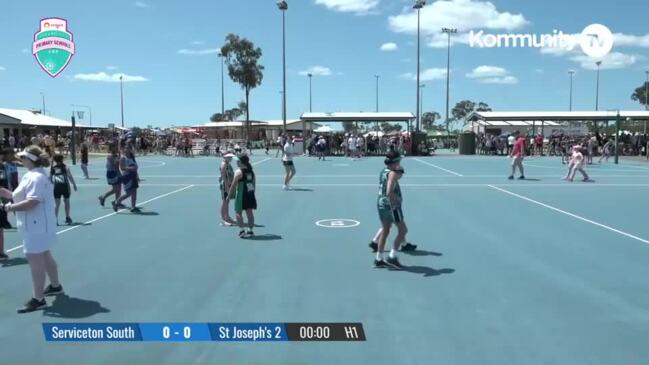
[282,185,288,191]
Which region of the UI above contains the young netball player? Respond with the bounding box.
[113,145,140,213]
[375,150,408,270]
[98,143,123,208]
[282,137,296,190]
[563,144,575,180]
[219,152,236,226]
[5,149,19,193]
[228,155,257,238]
[599,139,612,163]
[566,145,590,182]
[51,153,78,225]
[508,131,525,180]
[80,141,90,179]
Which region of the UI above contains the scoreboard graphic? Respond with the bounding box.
[42,323,366,342]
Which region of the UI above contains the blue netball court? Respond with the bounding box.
[2,153,649,364]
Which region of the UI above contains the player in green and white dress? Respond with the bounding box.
[374,151,408,269]
[228,155,257,238]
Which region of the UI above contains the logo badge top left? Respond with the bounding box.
[32,18,76,78]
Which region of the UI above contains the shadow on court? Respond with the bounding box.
[121,211,160,216]
[521,178,542,181]
[66,222,92,227]
[246,234,282,241]
[394,266,455,278]
[1,257,28,267]
[401,250,443,257]
[83,178,100,181]
[290,188,314,192]
[43,294,110,319]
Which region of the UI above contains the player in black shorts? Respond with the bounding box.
[228,155,257,238]
[51,153,78,225]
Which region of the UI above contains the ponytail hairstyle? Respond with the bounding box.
[238,155,253,172]
[24,145,51,168]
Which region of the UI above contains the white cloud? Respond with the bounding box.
[380,42,398,51]
[106,66,118,71]
[177,48,219,55]
[315,0,380,15]
[479,76,518,84]
[135,1,149,8]
[614,33,649,48]
[401,68,447,82]
[388,0,528,48]
[466,65,517,84]
[73,72,148,83]
[191,40,205,46]
[21,48,29,54]
[571,52,640,70]
[0,66,5,71]
[299,66,332,76]
[535,69,544,73]
[466,65,507,78]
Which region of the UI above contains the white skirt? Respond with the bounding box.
[23,231,57,254]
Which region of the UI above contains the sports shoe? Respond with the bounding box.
[369,241,378,252]
[3,222,12,229]
[518,176,525,180]
[374,259,388,268]
[130,207,142,213]
[507,176,514,180]
[385,256,404,270]
[239,230,247,238]
[43,284,64,296]
[282,185,288,191]
[65,217,73,225]
[221,221,234,227]
[0,253,8,261]
[111,201,118,212]
[17,298,47,313]
[246,230,254,237]
[400,243,418,252]
[98,196,105,207]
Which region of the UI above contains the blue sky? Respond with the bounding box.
[0,0,648,128]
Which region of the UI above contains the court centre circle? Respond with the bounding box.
[315,219,360,228]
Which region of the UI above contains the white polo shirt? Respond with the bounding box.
[12,167,57,254]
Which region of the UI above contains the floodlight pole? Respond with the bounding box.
[278,1,288,134]
[568,70,575,111]
[442,27,457,136]
[413,1,426,132]
[644,70,649,133]
[70,110,76,165]
[40,92,46,115]
[595,61,602,111]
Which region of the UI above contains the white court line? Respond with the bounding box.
[488,185,649,245]
[7,185,195,253]
[71,183,649,188]
[413,158,464,176]
[252,157,272,166]
[73,174,649,179]
[524,163,649,174]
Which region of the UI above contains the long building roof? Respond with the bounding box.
[469,111,649,122]
[0,108,90,128]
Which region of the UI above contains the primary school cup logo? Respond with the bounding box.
[32,18,75,78]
